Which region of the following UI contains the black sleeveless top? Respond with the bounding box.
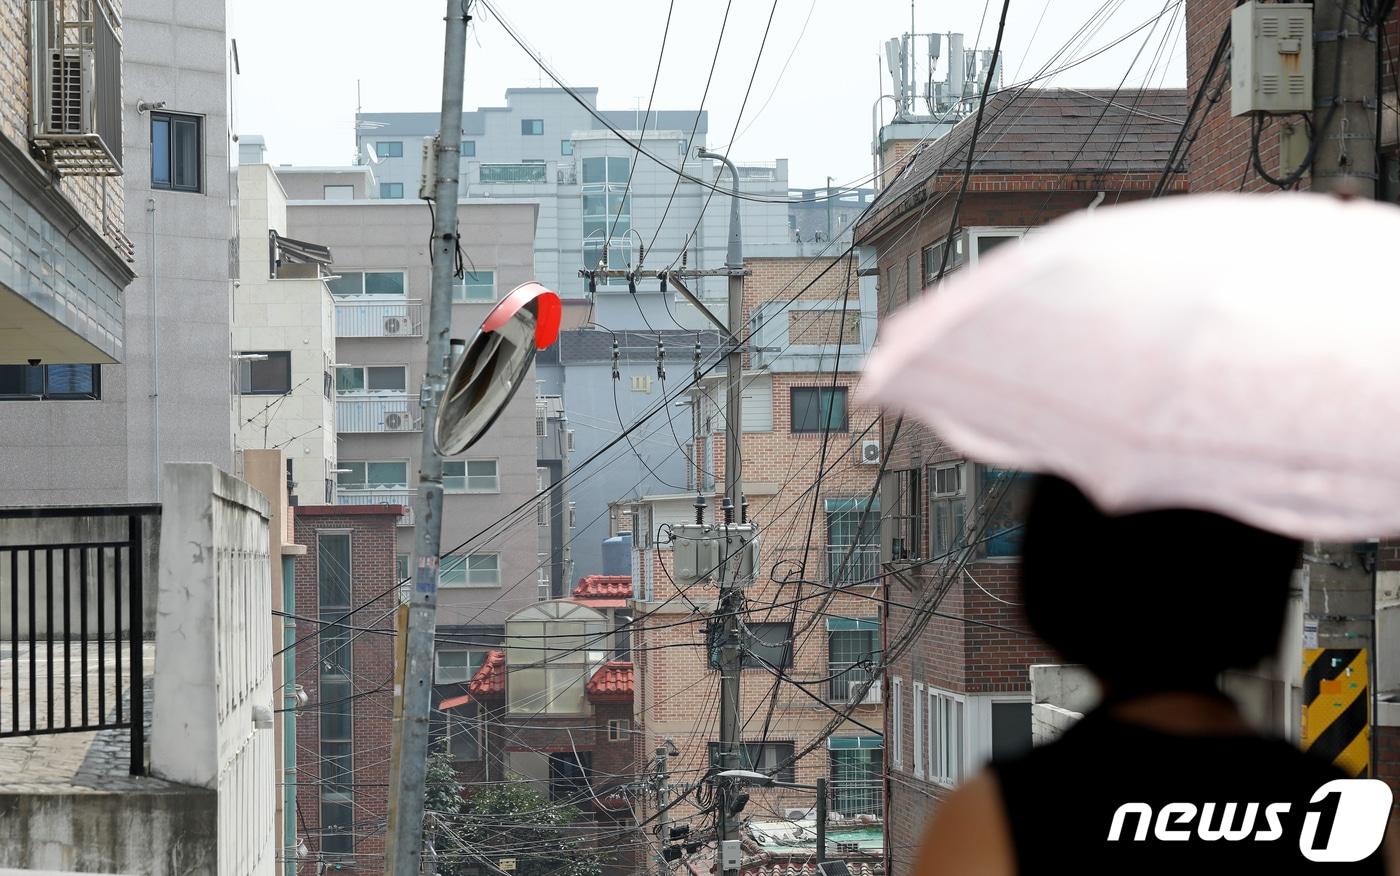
[989,706,1386,873]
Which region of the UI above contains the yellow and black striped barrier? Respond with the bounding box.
[1301,648,1370,778]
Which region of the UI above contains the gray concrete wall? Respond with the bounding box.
[281,198,541,628]
[0,0,235,505]
[0,788,218,875]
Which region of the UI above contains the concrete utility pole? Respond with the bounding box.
[654,743,671,871]
[815,776,828,864]
[697,146,746,876]
[1300,0,1379,779]
[390,2,470,872]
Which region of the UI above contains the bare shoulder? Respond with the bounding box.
[911,770,1016,876]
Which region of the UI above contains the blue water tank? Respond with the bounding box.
[602,532,633,576]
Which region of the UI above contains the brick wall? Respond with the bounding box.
[0,0,125,249]
[292,506,400,872]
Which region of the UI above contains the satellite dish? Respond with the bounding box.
[436,282,561,455]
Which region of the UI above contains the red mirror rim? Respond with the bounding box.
[480,281,562,350]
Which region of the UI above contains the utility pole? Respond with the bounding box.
[815,777,828,864]
[389,2,470,872]
[825,176,834,242]
[1299,0,1379,780]
[698,146,746,876]
[654,743,670,872]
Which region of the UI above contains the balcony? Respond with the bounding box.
[480,163,548,184]
[336,490,414,526]
[334,299,423,338]
[827,544,879,587]
[335,396,420,434]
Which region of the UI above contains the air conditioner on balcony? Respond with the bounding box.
[383,315,413,336]
[848,678,882,705]
[383,411,414,431]
[858,439,882,465]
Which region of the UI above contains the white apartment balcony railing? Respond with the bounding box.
[335,396,420,434]
[827,544,880,587]
[336,490,414,526]
[334,299,424,338]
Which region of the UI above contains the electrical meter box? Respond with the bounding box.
[1231,1,1313,116]
[720,840,742,870]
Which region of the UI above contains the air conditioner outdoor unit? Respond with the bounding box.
[383,315,413,336]
[383,411,414,431]
[46,49,92,135]
[849,678,883,705]
[858,439,882,465]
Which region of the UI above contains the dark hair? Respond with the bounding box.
[1020,475,1301,694]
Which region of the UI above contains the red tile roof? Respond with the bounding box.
[573,575,631,599]
[438,693,473,711]
[467,650,506,698]
[585,660,634,702]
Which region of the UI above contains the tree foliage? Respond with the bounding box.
[425,747,605,876]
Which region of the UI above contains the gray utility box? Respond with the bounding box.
[670,523,760,589]
[1231,1,1313,116]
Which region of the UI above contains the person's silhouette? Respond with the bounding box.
[914,475,1396,874]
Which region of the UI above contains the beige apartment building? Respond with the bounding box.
[275,166,542,637]
[625,253,885,861]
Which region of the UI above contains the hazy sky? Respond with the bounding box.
[230,0,1186,188]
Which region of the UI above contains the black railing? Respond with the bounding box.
[0,506,158,776]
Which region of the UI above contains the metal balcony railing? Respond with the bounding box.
[480,163,548,183]
[335,396,420,434]
[0,505,159,776]
[827,544,880,587]
[336,490,414,526]
[828,662,874,702]
[333,299,423,338]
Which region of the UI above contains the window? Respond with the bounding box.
[151,112,201,192]
[992,701,1033,760]
[548,751,591,801]
[883,469,923,562]
[979,467,1031,558]
[336,460,409,491]
[922,236,966,283]
[729,621,792,669]
[907,253,919,300]
[453,270,497,302]
[435,649,487,684]
[707,742,795,784]
[380,182,404,199]
[930,463,967,560]
[829,737,883,816]
[442,553,500,587]
[581,157,632,282]
[974,233,1020,260]
[396,554,410,582]
[323,370,333,400]
[461,139,476,157]
[443,459,499,493]
[791,387,848,433]
[323,185,354,200]
[317,530,354,856]
[891,677,904,769]
[375,141,404,158]
[561,140,573,155]
[327,270,406,297]
[521,119,544,135]
[0,364,100,400]
[928,688,965,786]
[827,618,880,701]
[826,498,879,586]
[607,719,630,741]
[335,365,407,394]
[237,351,291,395]
[480,163,548,183]
[912,682,925,778]
[447,707,483,762]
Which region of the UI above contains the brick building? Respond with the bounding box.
[624,250,887,869]
[292,504,402,871]
[434,575,638,876]
[854,87,1186,874]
